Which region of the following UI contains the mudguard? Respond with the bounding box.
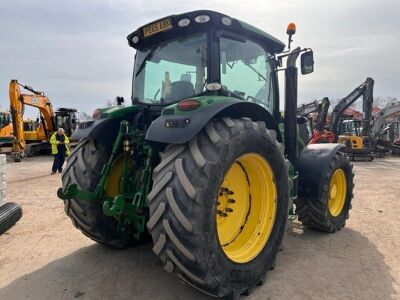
[146,101,282,145]
[72,106,141,148]
[72,118,120,147]
[296,143,345,198]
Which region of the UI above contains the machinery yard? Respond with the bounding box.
[1,3,400,300]
[0,155,399,300]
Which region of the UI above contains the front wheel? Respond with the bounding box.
[147,118,288,298]
[295,152,354,232]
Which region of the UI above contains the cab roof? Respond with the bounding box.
[127,10,286,54]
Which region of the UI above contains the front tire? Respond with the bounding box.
[295,152,354,232]
[147,118,288,298]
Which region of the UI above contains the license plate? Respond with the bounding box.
[143,18,172,37]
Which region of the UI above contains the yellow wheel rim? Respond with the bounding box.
[216,153,277,264]
[105,155,132,198]
[328,169,347,217]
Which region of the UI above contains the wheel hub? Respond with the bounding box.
[215,153,277,264]
[328,168,347,217]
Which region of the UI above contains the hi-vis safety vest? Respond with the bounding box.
[49,132,70,156]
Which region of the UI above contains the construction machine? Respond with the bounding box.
[370,102,400,153]
[297,97,330,144]
[0,111,13,151]
[58,11,355,298]
[311,78,375,161]
[8,80,78,161]
[0,113,47,154]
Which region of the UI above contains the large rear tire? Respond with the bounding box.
[295,152,354,232]
[147,118,288,298]
[0,202,22,235]
[62,139,143,248]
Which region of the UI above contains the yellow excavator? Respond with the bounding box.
[8,80,78,161]
[0,111,13,147]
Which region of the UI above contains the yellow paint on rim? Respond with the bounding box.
[328,168,347,217]
[216,153,277,264]
[105,155,131,198]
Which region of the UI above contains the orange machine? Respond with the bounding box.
[0,111,14,152]
[8,80,78,161]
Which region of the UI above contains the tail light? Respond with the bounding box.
[177,99,201,111]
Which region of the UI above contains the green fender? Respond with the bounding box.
[146,99,282,147]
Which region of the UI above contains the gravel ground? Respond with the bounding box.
[0,155,399,300]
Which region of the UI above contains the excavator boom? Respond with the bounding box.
[8,80,61,161]
[297,97,330,144]
[371,102,400,134]
[330,77,374,141]
[9,80,25,155]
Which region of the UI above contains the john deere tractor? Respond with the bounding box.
[58,10,354,299]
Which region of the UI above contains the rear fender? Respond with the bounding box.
[145,101,282,147]
[296,143,345,198]
[72,106,142,149]
[72,118,121,148]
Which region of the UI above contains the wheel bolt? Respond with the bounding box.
[225,208,233,213]
[217,210,228,217]
[228,198,236,203]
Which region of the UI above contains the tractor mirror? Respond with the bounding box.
[301,51,314,75]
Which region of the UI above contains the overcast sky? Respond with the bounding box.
[0,0,398,116]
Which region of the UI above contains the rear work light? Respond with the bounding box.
[177,99,201,111]
[195,15,210,23]
[178,18,191,27]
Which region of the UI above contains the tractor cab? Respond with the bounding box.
[128,11,286,114]
[55,108,78,136]
[128,10,314,161]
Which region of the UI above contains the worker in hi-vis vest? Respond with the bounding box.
[50,128,70,174]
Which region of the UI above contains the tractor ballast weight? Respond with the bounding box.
[58,10,355,299]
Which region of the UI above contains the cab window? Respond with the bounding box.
[219,37,273,111]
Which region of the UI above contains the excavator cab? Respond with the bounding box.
[0,112,11,129]
[0,112,13,151]
[338,120,364,149]
[338,119,374,160]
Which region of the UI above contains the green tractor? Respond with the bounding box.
[58,10,354,299]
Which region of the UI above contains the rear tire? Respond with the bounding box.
[295,152,354,232]
[62,138,142,248]
[147,118,288,298]
[0,202,22,235]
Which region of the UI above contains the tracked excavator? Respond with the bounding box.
[310,78,375,161]
[371,102,400,153]
[8,80,78,161]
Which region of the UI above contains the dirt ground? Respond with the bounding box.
[0,155,399,300]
